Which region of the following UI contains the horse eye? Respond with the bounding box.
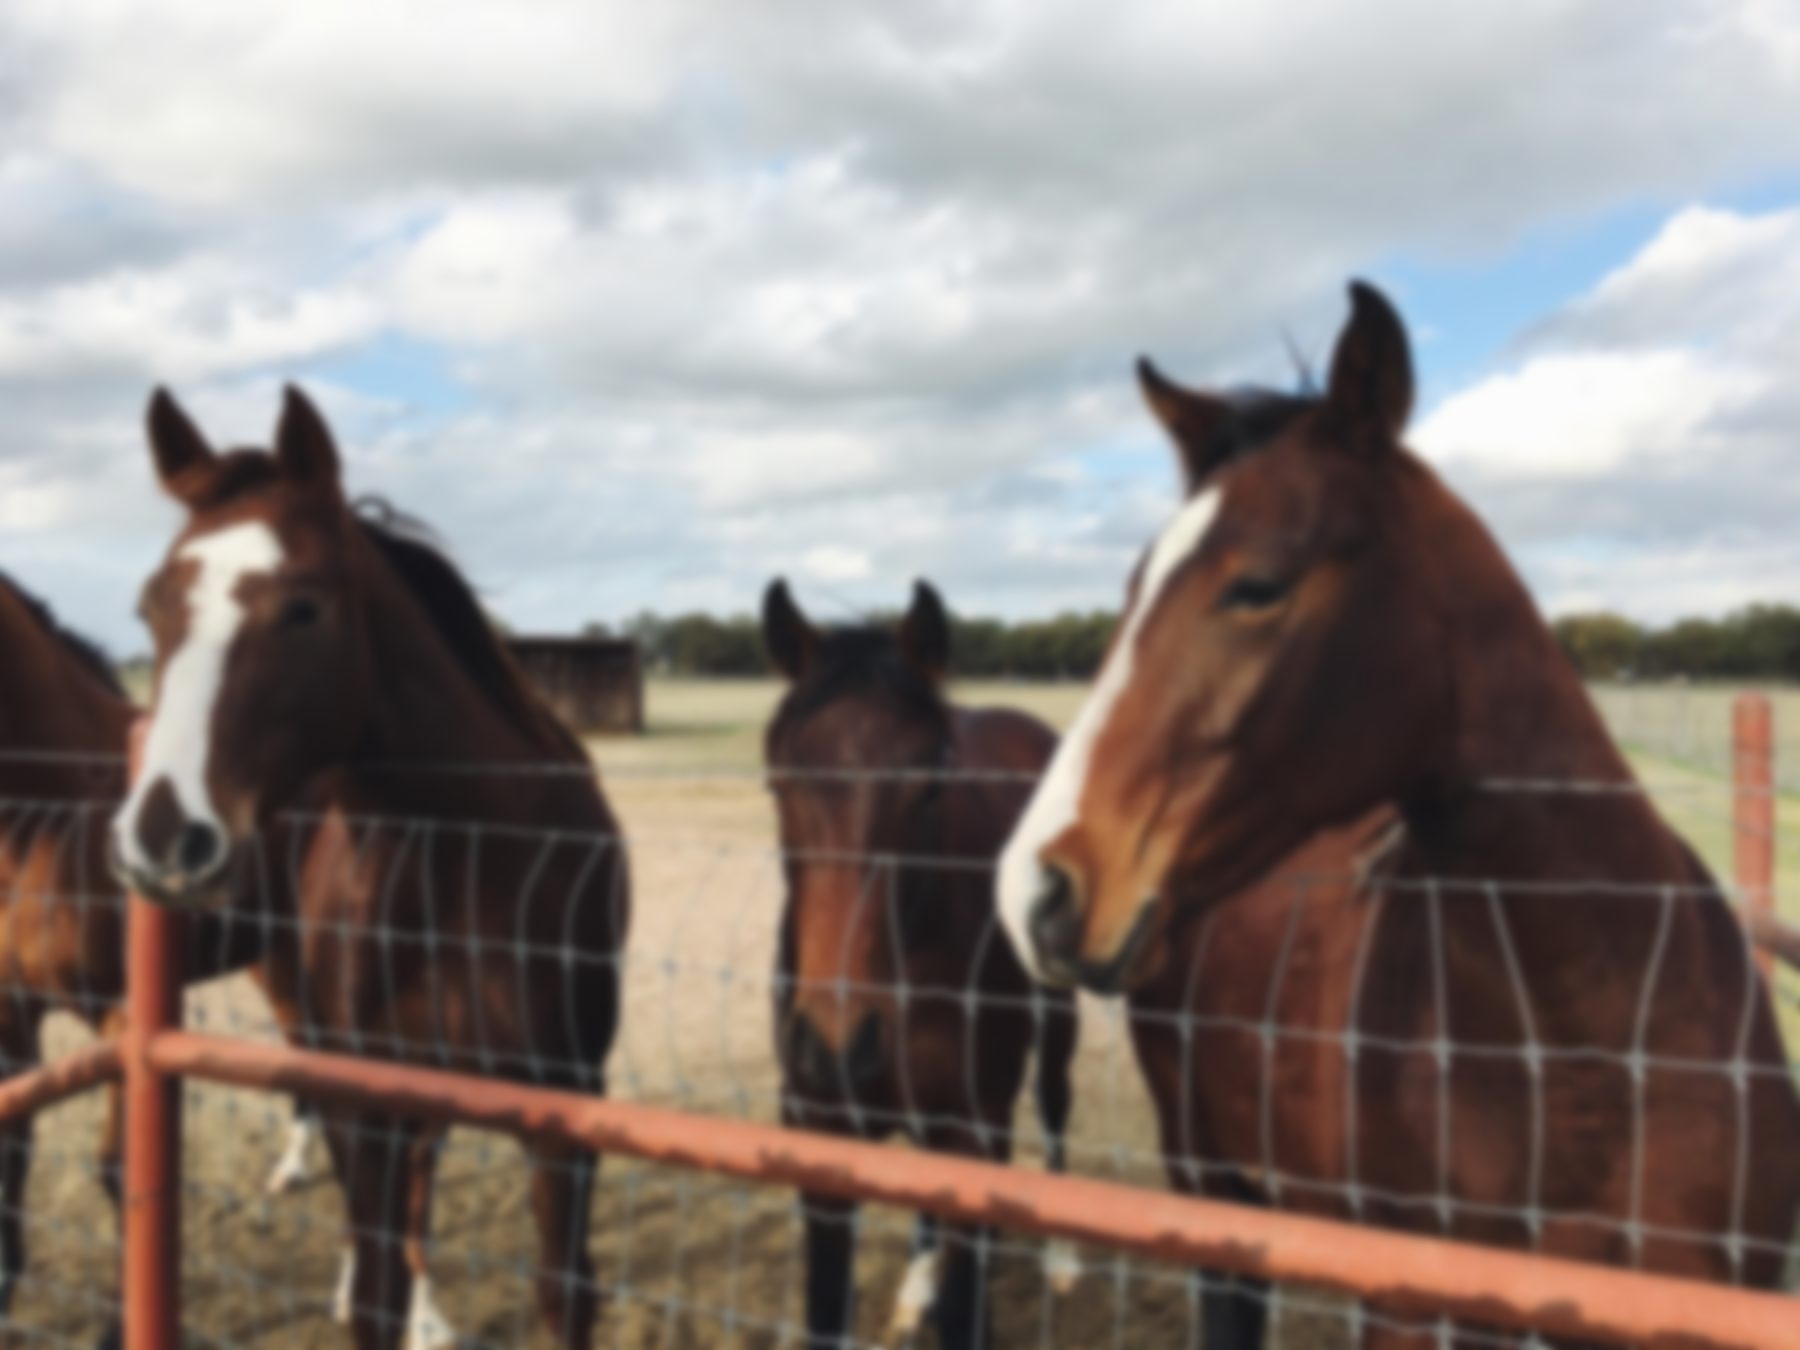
[1218,574,1292,612]
[279,596,322,629]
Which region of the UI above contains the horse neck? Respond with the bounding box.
[0,597,131,804]
[1392,493,1723,1020]
[339,541,567,822]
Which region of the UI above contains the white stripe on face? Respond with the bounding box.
[998,487,1222,980]
[114,521,285,874]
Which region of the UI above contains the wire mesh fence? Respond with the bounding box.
[2,697,1799,1348]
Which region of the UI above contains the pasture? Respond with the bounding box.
[12,678,1797,1346]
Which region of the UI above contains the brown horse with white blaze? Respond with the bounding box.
[111,387,629,1350]
[763,580,1080,1350]
[998,282,1800,1346]
[0,572,310,1344]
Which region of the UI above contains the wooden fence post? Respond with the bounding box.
[123,720,183,1350]
[1733,693,1776,979]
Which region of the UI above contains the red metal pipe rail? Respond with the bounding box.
[149,1028,1798,1350]
[1735,692,1777,978]
[0,1041,118,1121]
[123,723,183,1350]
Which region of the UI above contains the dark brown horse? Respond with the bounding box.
[762,580,1080,1349]
[111,387,629,1350]
[0,571,333,1345]
[999,282,1800,1347]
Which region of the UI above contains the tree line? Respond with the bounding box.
[1552,605,1800,681]
[590,609,1119,680]
[586,602,1800,683]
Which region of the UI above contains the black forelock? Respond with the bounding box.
[1204,385,1317,470]
[179,448,284,509]
[771,624,949,747]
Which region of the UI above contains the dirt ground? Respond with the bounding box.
[6,680,1793,1347]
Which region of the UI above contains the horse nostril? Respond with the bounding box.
[173,821,225,878]
[1029,864,1083,968]
[844,1013,884,1085]
[785,1014,828,1091]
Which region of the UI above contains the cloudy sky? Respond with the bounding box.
[3,1,1800,652]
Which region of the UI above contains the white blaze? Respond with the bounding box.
[114,521,285,874]
[997,488,1221,980]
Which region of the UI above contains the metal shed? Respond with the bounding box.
[506,635,644,736]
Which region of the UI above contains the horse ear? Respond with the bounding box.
[274,385,343,489]
[898,579,951,683]
[1324,280,1413,445]
[145,388,218,504]
[762,579,817,681]
[1137,357,1234,491]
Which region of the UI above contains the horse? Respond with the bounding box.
[0,570,139,1338]
[761,580,1081,1349]
[996,281,1800,1348]
[0,570,450,1347]
[110,386,630,1350]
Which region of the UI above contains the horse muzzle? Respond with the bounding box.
[107,813,232,909]
[1023,864,1161,996]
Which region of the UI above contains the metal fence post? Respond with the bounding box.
[1733,693,1776,978]
[123,719,182,1350]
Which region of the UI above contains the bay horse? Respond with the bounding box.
[998,281,1800,1347]
[1,570,441,1346]
[0,571,137,1331]
[762,580,1080,1349]
[0,571,306,1344]
[110,387,629,1350]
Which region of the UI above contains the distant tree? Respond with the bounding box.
[1552,613,1644,679]
[1641,618,1728,679]
[584,599,1800,684]
[1718,604,1800,679]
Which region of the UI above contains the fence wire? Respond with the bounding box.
[0,740,1797,1348]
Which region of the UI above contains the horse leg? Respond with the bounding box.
[1356,1309,1525,1350]
[926,1220,995,1350]
[801,1192,858,1349]
[886,1214,942,1342]
[400,1128,454,1350]
[0,1013,41,1322]
[265,1096,324,1196]
[1033,990,1081,1293]
[525,1134,598,1347]
[84,1010,129,1349]
[322,1110,419,1350]
[1184,1169,1269,1350]
[253,964,324,1197]
[919,1115,1007,1350]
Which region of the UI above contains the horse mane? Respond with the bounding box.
[0,571,124,697]
[772,624,949,742]
[352,500,586,763]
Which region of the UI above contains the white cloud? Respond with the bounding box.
[800,546,872,584]
[0,2,1799,645]
[0,257,379,382]
[1416,202,1800,621]
[1416,349,1764,479]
